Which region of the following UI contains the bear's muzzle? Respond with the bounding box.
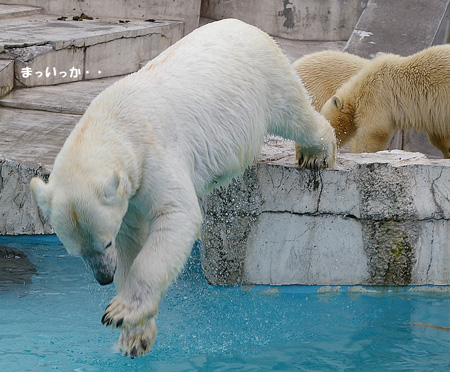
[83,249,117,285]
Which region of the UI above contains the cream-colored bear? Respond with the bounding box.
[30,19,336,358]
[321,45,450,158]
[293,50,367,161]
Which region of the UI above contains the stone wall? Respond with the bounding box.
[201,149,450,286]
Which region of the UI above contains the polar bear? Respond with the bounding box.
[30,19,336,358]
[293,50,367,144]
[292,50,367,161]
[320,45,450,158]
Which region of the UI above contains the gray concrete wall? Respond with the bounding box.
[0,0,201,35]
[344,0,450,58]
[201,0,365,41]
[202,150,450,287]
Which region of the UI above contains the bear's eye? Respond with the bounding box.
[104,241,112,249]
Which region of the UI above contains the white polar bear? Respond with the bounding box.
[30,19,336,358]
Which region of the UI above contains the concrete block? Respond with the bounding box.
[0,60,14,97]
[244,213,368,285]
[202,150,450,287]
[200,0,364,41]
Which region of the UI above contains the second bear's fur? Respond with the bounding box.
[321,45,450,158]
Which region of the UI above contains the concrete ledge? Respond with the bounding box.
[201,150,450,286]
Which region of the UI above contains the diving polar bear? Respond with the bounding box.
[30,19,336,358]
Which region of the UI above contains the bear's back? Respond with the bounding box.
[339,44,450,135]
[293,50,367,110]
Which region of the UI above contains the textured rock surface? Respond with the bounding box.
[201,148,450,286]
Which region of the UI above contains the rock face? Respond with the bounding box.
[201,149,450,286]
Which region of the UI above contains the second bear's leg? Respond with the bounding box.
[349,120,392,153]
[427,133,450,159]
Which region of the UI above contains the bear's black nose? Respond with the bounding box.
[95,271,114,285]
[83,253,116,286]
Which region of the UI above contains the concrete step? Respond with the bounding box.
[0,60,14,98]
[0,76,121,114]
[0,15,183,87]
[0,4,43,20]
[0,107,79,169]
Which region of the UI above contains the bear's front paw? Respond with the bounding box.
[296,135,337,170]
[119,318,157,358]
[297,148,336,170]
[101,292,159,330]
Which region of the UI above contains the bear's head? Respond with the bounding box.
[30,171,130,285]
[321,95,357,145]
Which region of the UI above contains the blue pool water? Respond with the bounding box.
[1,235,450,372]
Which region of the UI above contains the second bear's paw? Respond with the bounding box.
[102,292,159,330]
[119,318,157,358]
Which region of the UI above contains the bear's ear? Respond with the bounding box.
[30,177,53,215]
[331,95,343,110]
[103,171,131,204]
[103,171,120,203]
